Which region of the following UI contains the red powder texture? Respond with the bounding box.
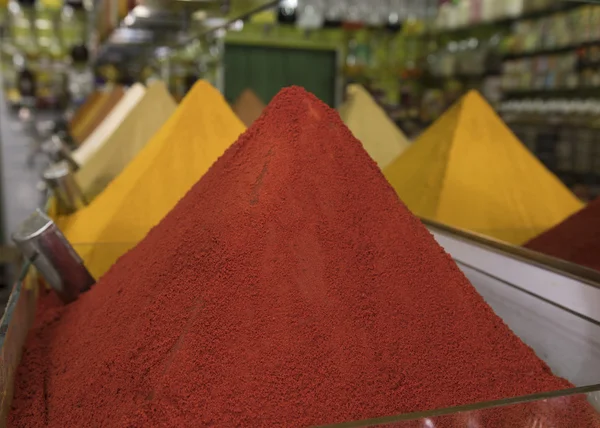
[524,198,600,272]
[9,87,600,427]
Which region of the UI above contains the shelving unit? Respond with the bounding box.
[502,41,600,60]
[430,1,580,37]
[415,2,600,198]
[503,87,600,98]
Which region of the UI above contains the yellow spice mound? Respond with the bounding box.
[339,84,410,169]
[384,90,583,244]
[56,80,246,278]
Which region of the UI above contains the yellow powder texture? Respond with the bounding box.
[69,87,125,144]
[339,84,410,169]
[233,88,266,127]
[384,90,584,245]
[55,80,245,279]
[74,82,176,200]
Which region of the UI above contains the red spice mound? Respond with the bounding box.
[9,87,600,427]
[524,198,600,272]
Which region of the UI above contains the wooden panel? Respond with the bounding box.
[224,44,337,107]
[0,276,39,425]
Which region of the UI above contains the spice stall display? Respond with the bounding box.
[68,87,125,144]
[339,84,410,170]
[233,88,266,127]
[9,87,599,427]
[53,80,245,279]
[524,198,600,272]
[72,82,176,200]
[383,90,583,245]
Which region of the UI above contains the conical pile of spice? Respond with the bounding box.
[524,198,600,271]
[232,88,266,127]
[68,86,125,144]
[54,80,245,279]
[384,90,583,245]
[10,87,598,427]
[72,83,146,169]
[339,84,410,169]
[73,81,176,200]
[46,85,147,219]
[68,90,101,146]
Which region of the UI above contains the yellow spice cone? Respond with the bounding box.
[339,84,410,169]
[383,90,584,245]
[74,82,177,200]
[55,80,246,279]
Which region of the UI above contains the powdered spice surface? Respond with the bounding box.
[383,90,583,245]
[233,88,266,127]
[524,198,600,272]
[69,87,124,144]
[68,90,101,146]
[338,84,410,169]
[9,88,599,427]
[54,80,244,279]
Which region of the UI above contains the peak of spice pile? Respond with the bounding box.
[383,90,583,245]
[10,87,598,427]
[233,88,266,127]
[339,84,410,169]
[524,198,600,271]
[54,80,245,279]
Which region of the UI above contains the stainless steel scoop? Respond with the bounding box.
[43,160,87,215]
[41,135,80,172]
[12,209,95,303]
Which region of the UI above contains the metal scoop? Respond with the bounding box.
[43,160,87,215]
[12,209,95,303]
[41,134,79,172]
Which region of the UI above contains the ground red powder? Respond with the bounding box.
[9,87,600,427]
[524,198,600,272]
